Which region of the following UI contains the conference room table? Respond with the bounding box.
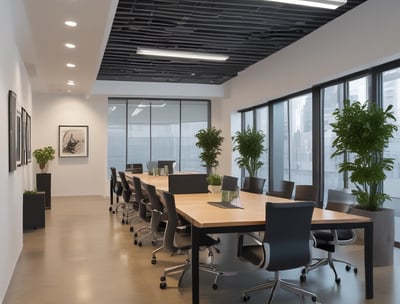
[127,173,373,303]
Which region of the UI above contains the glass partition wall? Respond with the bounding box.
[108,98,209,173]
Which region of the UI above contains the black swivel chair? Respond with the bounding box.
[242,176,266,194]
[294,185,319,205]
[133,180,153,247]
[126,163,143,173]
[158,191,223,290]
[158,160,176,174]
[221,175,238,191]
[301,189,358,284]
[238,202,319,304]
[109,167,123,214]
[117,171,137,225]
[267,180,295,199]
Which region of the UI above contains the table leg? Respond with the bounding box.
[364,221,374,299]
[192,226,200,304]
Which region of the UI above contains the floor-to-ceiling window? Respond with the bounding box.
[108,98,210,172]
[381,66,400,245]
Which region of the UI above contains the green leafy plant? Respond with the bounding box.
[206,174,222,186]
[331,100,398,211]
[32,146,56,170]
[23,189,38,195]
[195,127,224,174]
[233,127,265,177]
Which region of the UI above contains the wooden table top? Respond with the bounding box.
[173,191,371,228]
[124,172,371,229]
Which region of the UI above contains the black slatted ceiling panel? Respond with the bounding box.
[97,0,367,84]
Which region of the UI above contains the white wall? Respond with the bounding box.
[32,94,108,196]
[0,0,33,301]
[216,0,400,175]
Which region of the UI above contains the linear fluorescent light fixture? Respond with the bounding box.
[136,47,229,62]
[264,0,347,10]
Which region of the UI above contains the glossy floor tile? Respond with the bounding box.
[3,196,399,304]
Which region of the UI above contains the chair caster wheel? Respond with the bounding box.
[354,268,358,274]
[335,277,341,284]
[130,227,134,232]
[151,257,157,265]
[160,282,167,289]
[109,206,112,212]
[241,294,250,302]
[138,242,142,247]
[312,296,318,303]
[133,240,138,245]
[151,240,157,246]
[346,265,351,271]
[134,232,138,238]
[300,275,306,282]
[212,283,218,290]
[112,211,115,214]
[301,268,306,275]
[121,219,125,224]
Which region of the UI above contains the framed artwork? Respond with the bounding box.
[16,109,22,167]
[26,113,31,162]
[8,90,17,172]
[21,107,27,165]
[58,125,89,157]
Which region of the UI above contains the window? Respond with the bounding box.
[108,98,209,172]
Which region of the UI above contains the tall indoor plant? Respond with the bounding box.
[331,100,397,211]
[331,99,398,266]
[195,127,224,175]
[32,146,56,173]
[233,127,265,177]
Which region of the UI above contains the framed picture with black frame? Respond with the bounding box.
[21,107,27,165]
[8,90,17,172]
[58,125,89,157]
[16,108,22,167]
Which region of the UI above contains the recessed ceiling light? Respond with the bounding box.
[65,43,76,49]
[67,80,75,86]
[263,0,347,10]
[65,20,77,27]
[66,63,76,68]
[136,47,229,62]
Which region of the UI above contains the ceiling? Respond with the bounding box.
[18,0,367,95]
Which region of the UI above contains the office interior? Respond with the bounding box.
[1,0,400,302]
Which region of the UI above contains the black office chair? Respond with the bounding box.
[158,191,223,290]
[267,180,295,199]
[168,174,208,194]
[242,176,266,194]
[109,167,123,214]
[294,185,318,205]
[301,189,358,284]
[126,163,143,173]
[221,175,238,191]
[238,202,319,304]
[157,160,176,174]
[133,180,153,247]
[117,171,137,225]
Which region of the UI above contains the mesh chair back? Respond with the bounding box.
[168,174,208,194]
[294,185,318,204]
[146,183,165,233]
[161,191,183,253]
[242,177,265,194]
[268,180,295,199]
[118,171,132,202]
[221,175,238,191]
[126,163,143,173]
[110,167,122,196]
[263,202,314,271]
[158,160,176,174]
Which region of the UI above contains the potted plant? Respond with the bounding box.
[32,146,55,173]
[207,173,222,193]
[233,127,266,192]
[330,99,398,266]
[195,127,224,175]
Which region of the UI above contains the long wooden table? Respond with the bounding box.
[126,173,373,303]
[173,192,373,304]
